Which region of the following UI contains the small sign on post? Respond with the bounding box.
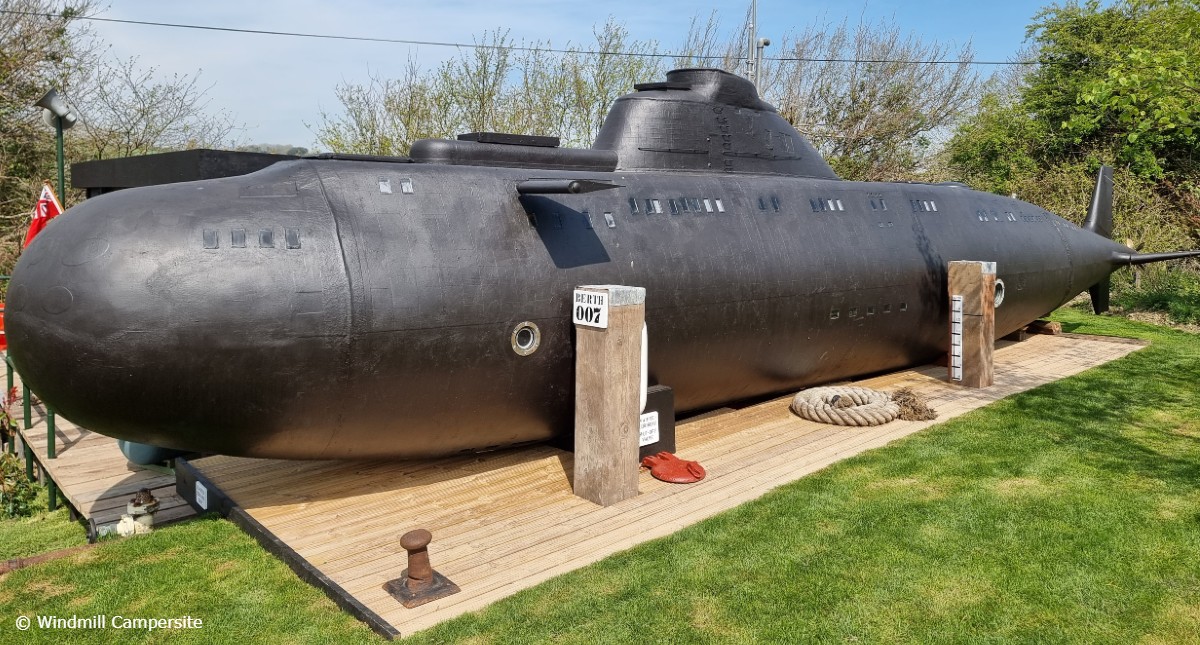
[573,284,645,506]
[572,289,610,329]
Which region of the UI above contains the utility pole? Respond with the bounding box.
[744,1,770,94]
[745,0,758,88]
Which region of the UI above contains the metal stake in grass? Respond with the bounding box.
[383,529,460,608]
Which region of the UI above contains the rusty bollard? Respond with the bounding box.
[382,529,460,608]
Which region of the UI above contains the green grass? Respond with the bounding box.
[0,515,380,643]
[2,310,1199,643]
[0,488,86,560]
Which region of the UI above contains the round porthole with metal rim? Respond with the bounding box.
[994,278,1006,308]
[511,321,541,356]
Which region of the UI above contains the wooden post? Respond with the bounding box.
[948,261,996,388]
[572,285,645,506]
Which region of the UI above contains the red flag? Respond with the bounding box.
[23,182,63,248]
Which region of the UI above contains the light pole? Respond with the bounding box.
[30,88,74,512]
[34,88,76,202]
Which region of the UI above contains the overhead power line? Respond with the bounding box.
[1,8,1039,67]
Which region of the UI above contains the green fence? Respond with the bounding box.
[2,275,62,511]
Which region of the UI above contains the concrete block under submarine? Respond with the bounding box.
[6,68,1198,460]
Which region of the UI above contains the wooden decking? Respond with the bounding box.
[183,333,1145,639]
[9,370,194,528]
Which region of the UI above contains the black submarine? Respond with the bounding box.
[6,68,1197,459]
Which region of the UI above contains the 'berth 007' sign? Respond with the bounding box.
[572,289,609,329]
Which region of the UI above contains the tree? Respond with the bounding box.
[944,0,1200,292]
[964,0,1200,181]
[69,56,241,159]
[0,0,98,270]
[0,0,242,274]
[764,17,980,181]
[312,21,664,154]
[313,13,980,184]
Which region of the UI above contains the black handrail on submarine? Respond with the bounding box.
[0,274,62,512]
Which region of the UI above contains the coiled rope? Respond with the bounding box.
[790,386,901,426]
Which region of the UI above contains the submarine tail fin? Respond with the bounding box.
[1084,165,1114,239]
[1085,165,1115,313]
[1088,278,1111,315]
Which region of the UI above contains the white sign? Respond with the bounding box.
[950,295,964,382]
[195,481,209,510]
[639,411,660,447]
[572,289,609,329]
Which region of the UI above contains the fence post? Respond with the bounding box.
[4,357,11,455]
[47,410,55,459]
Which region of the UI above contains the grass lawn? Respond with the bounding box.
[2,309,1199,643]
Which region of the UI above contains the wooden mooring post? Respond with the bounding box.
[948,261,996,388]
[572,285,645,506]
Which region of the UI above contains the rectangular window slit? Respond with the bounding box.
[231,228,246,248]
[399,178,414,194]
[629,198,640,214]
[703,198,713,213]
[202,229,218,249]
[714,199,725,213]
[259,228,274,248]
[830,308,840,320]
[604,212,616,228]
[285,227,301,249]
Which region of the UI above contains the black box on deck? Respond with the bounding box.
[638,385,676,459]
[554,384,675,459]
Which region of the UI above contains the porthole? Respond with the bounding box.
[511,322,541,356]
[994,279,1006,308]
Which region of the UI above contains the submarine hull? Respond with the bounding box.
[5,158,1123,459]
[4,68,1135,459]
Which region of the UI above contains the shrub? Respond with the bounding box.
[0,453,39,518]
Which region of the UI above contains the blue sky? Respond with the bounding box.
[85,0,1058,149]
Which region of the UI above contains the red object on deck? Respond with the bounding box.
[0,302,6,351]
[641,451,706,484]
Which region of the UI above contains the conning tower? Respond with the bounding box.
[593,68,839,179]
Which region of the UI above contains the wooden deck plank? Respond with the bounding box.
[185,333,1142,638]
